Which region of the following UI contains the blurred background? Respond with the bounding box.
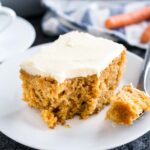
[1,0,44,16]
[0,0,150,149]
[1,0,150,50]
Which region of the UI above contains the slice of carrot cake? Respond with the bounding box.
[106,84,150,125]
[20,31,126,128]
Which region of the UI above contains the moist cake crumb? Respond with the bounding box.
[106,84,150,125]
[20,31,126,128]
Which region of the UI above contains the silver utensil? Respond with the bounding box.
[137,44,150,94]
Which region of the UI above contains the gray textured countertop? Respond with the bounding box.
[0,16,149,150]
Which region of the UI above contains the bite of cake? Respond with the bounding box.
[106,84,150,125]
[20,31,126,128]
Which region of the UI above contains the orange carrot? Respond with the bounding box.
[105,6,150,29]
[140,24,150,44]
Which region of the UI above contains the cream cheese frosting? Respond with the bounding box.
[20,31,125,82]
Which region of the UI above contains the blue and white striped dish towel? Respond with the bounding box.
[42,0,150,49]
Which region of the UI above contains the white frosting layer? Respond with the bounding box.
[20,31,125,82]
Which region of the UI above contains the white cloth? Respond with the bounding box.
[42,0,150,49]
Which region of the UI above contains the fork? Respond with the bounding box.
[137,44,150,94]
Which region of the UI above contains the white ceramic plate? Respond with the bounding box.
[0,16,36,62]
[0,44,149,150]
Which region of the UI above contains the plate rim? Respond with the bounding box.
[1,16,36,62]
[16,16,36,52]
[0,43,148,150]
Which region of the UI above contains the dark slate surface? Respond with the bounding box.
[0,15,149,150]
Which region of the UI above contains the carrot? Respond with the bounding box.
[140,24,150,44]
[105,6,150,29]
